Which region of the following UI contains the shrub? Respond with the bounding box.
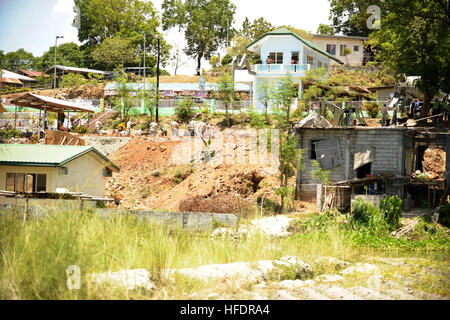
[351,198,381,227]
[438,204,450,227]
[175,98,196,123]
[364,102,381,118]
[247,110,267,129]
[380,196,402,230]
[0,128,21,139]
[72,125,89,134]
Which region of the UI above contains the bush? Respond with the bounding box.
[175,98,196,123]
[72,125,89,134]
[0,86,32,95]
[0,128,21,139]
[351,199,381,226]
[247,110,267,129]
[438,204,450,227]
[380,196,402,230]
[364,102,381,118]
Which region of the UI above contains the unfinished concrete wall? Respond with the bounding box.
[298,128,405,185]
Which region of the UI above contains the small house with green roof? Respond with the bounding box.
[234,27,344,111]
[0,144,119,197]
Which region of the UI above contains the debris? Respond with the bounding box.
[392,219,419,238]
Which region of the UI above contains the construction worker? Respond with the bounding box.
[126,119,131,136]
[149,121,158,136]
[188,119,196,137]
[198,120,206,138]
[171,120,179,137]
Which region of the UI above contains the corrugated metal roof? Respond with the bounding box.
[104,82,251,92]
[45,65,108,75]
[19,69,44,77]
[11,93,95,113]
[0,77,23,85]
[312,34,369,41]
[0,69,37,82]
[0,144,119,171]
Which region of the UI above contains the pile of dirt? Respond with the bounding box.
[66,84,105,100]
[105,135,282,212]
[423,148,446,175]
[110,137,181,169]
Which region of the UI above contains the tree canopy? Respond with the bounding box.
[317,24,335,35]
[2,49,35,72]
[92,36,137,70]
[370,0,450,115]
[329,0,382,36]
[162,0,236,75]
[35,42,85,71]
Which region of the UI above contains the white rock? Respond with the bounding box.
[90,269,153,291]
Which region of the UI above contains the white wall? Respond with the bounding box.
[311,37,365,66]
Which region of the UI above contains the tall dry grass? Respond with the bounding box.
[0,208,356,299]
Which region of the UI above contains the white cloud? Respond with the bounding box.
[52,0,75,16]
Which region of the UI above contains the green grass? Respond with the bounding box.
[0,207,448,300]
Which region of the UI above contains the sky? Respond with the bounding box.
[0,0,332,75]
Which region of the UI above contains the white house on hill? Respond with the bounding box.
[233,27,344,111]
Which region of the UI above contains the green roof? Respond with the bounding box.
[0,144,120,171]
[247,27,344,65]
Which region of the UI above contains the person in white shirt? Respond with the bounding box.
[126,119,131,135]
[198,120,206,138]
[188,120,196,136]
[171,120,179,137]
[149,121,158,136]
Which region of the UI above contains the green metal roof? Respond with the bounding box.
[247,27,344,65]
[0,144,120,171]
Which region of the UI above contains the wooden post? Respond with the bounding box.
[443,134,450,204]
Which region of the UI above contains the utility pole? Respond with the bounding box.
[156,36,160,123]
[53,35,63,96]
[61,55,65,90]
[143,34,146,97]
[227,17,230,47]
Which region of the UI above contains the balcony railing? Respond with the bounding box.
[253,64,309,74]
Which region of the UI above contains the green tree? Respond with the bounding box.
[111,70,134,118]
[92,36,137,70]
[0,50,4,69]
[209,56,220,70]
[2,49,35,72]
[370,0,450,117]
[216,73,235,127]
[74,0,169,69]
[329,0,382,36]
[162,0,236,75]
[274,75,298,123]
[241,17,275,40]
[256,79,273,123]
[280,25,314,41]
[175,98,196,123]
[35,42,85,71]
[317,24,335,35]
[276,135,302,213]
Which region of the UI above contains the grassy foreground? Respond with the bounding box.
[0,208,448,299]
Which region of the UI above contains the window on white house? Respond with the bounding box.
[291,52,299,64]
[6,173,47,193]
[318,61,322,68]
[326,44,336,55]
[103,168,113,178]
[268,52,283,64]
[307,56,314,65]
[354,45,359,52]
[340,44,347,56]
[59,167,68,175]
